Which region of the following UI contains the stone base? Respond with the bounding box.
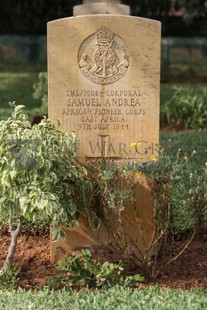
[73,3,130,16]
[50,212,110,262]
[50,176,155,264]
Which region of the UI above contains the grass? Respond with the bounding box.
[0,64,45,120]
[0,286,207,309]
[170,63,207,81]
[0,72,37,107]
[160,130,207,171]
[161,61,207,83]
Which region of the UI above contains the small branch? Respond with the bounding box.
[148,201,171,250]
[152,229,197,278]
[163,229,196,269]
[9,207,12,232]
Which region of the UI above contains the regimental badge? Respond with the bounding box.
[78,26,130,85]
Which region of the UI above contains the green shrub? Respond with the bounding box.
[0,103,84,227]
[49,249,144,289]
[160,131,207,234]
[161,86,207,129]
[0,103,85,272]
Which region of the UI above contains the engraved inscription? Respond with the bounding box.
[63,89,145,131]
[87,140,160,159]
[78,26,129,84]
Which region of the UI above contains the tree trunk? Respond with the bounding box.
[1,216,23,273]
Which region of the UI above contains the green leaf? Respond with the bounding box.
[68,202,76,216]
[81,249,91,258]
[92,216,101,230]
[56,118,62,127]
[70,219,78,227]
[2,170,11,188]
[15,105,25,112]
[10,170,16,179]
[52,230,66,242]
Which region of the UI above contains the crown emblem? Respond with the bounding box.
[95,26,113,44]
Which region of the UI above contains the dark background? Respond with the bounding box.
[0,0,207,36]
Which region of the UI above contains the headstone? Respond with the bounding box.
[48,17,160,163]
[48,3,161,264]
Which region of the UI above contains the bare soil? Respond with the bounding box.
[0,231,207,290]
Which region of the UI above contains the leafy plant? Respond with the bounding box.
[127,147,207,277]
[0,103,85,273]
[48,249,144,289]
[77,146,207,278]
[186,168,207,233]
[0,263,20,290]
[161,86,207,129]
